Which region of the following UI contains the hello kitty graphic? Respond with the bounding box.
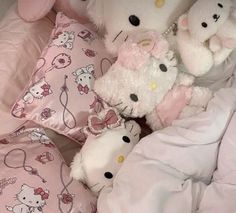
[51,31,75,49]
[23,78,52,104]
[27,128,54,147]
[72,64,95,95]
[78,29,96,44]
[6,184,49,213]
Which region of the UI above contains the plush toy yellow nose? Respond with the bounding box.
[155,0,165,8]
[117,155,125,163]
[150,82,158,91]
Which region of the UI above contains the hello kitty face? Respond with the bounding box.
[28,128,51,145]
[52,31,75,49]
[181,0,232,42]
[17,184,48,208]
[72,64,95,94]
[95,50,178,118]
[23,78,52,104]
[87,0,195,55]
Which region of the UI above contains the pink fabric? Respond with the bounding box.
[156,85,193,127]
[0,5,55,136]
[11,13,113,143]
[0,121,97,212]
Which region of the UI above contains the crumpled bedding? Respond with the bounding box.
[92,46,236,213]
[97,84,236,211]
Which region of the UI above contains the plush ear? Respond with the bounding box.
[70,152,86,183]
[178,14,189,31]
[18,0,56,22]
[87,0,104,27]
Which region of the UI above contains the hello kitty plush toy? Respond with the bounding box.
[70,108,141,195]
[18,0,89,23]
[177,0,236,76]
[94,31,213,131]
[87,0,196,55]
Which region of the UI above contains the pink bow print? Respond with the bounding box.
[88,109,121,134]
[34,187,49,200]
[41,84,51,97]
[78,84,89,94]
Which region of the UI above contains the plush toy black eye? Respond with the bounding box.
[104,172,113,179]
[218,3,223,8]
[201,22,208,28]
[129,15,140,27]
[122,136,130,143]
[159,64,168,72]
[130,94,139,102]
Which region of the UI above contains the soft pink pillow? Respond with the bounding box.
[0,121,96,212]
[12,13,113,143]
[0,4,55,136]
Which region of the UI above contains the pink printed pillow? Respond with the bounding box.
[12,13,113,143]
[0,121,97,212]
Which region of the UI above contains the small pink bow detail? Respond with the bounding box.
[88,109,121,134]
[78,84,89,94]
[34,187,49,200]
[41,84,51,97]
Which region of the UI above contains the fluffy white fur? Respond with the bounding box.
[87,0,195,55]
[177,0,235,75]
[70,120,141,195]
[94,32,213,130]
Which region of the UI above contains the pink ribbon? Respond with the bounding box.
[89,109,120,133]
[78,84,89,94]
[34,187,49,200]
[41,84,51,97]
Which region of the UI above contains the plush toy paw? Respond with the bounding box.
[70,119,141,195]
[189,87,213,107]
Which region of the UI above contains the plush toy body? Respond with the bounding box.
[94,31,213,130]
[177,0,235,75]
[70,116,141,195]
[18,0,89,22]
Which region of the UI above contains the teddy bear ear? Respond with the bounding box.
[87,0,104,27]
[178,14,189,31]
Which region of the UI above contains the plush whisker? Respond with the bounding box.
[124,35,129,42]
[112,30,123,43]
[121,106,128,113]
[113,102,123,107]
[130,108,134,116]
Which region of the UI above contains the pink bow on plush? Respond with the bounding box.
[34,187,49,200]
[41,84,51,97]
[78,84,89,94]
[88,109,121,134]
[117,31,169,70]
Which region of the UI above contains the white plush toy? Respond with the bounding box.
[94,31,213,130]
[70,108,141,195]
[87,0,195,55]
[177,0,236,76]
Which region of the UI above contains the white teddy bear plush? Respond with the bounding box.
[87,0,195,55]
[70,115,141,195]
[177,0,236,76]
[94,31,213,130]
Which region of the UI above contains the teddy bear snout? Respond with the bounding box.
[213,14,220,22]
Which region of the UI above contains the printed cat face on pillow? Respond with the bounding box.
[6,184,49,212]
[51,31,75,49]
[178,0,232,43]
[87,0,196,55]
[23,78,52,104]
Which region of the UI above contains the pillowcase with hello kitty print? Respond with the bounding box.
[11,12,113,143]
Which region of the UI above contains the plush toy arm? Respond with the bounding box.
[189,87,213,107]
[18,0,55,22]
[209,35,222,52]
[70,152,86,183]
[177,29,214,77]
[175,72,195,87]
[145,110,163,131]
